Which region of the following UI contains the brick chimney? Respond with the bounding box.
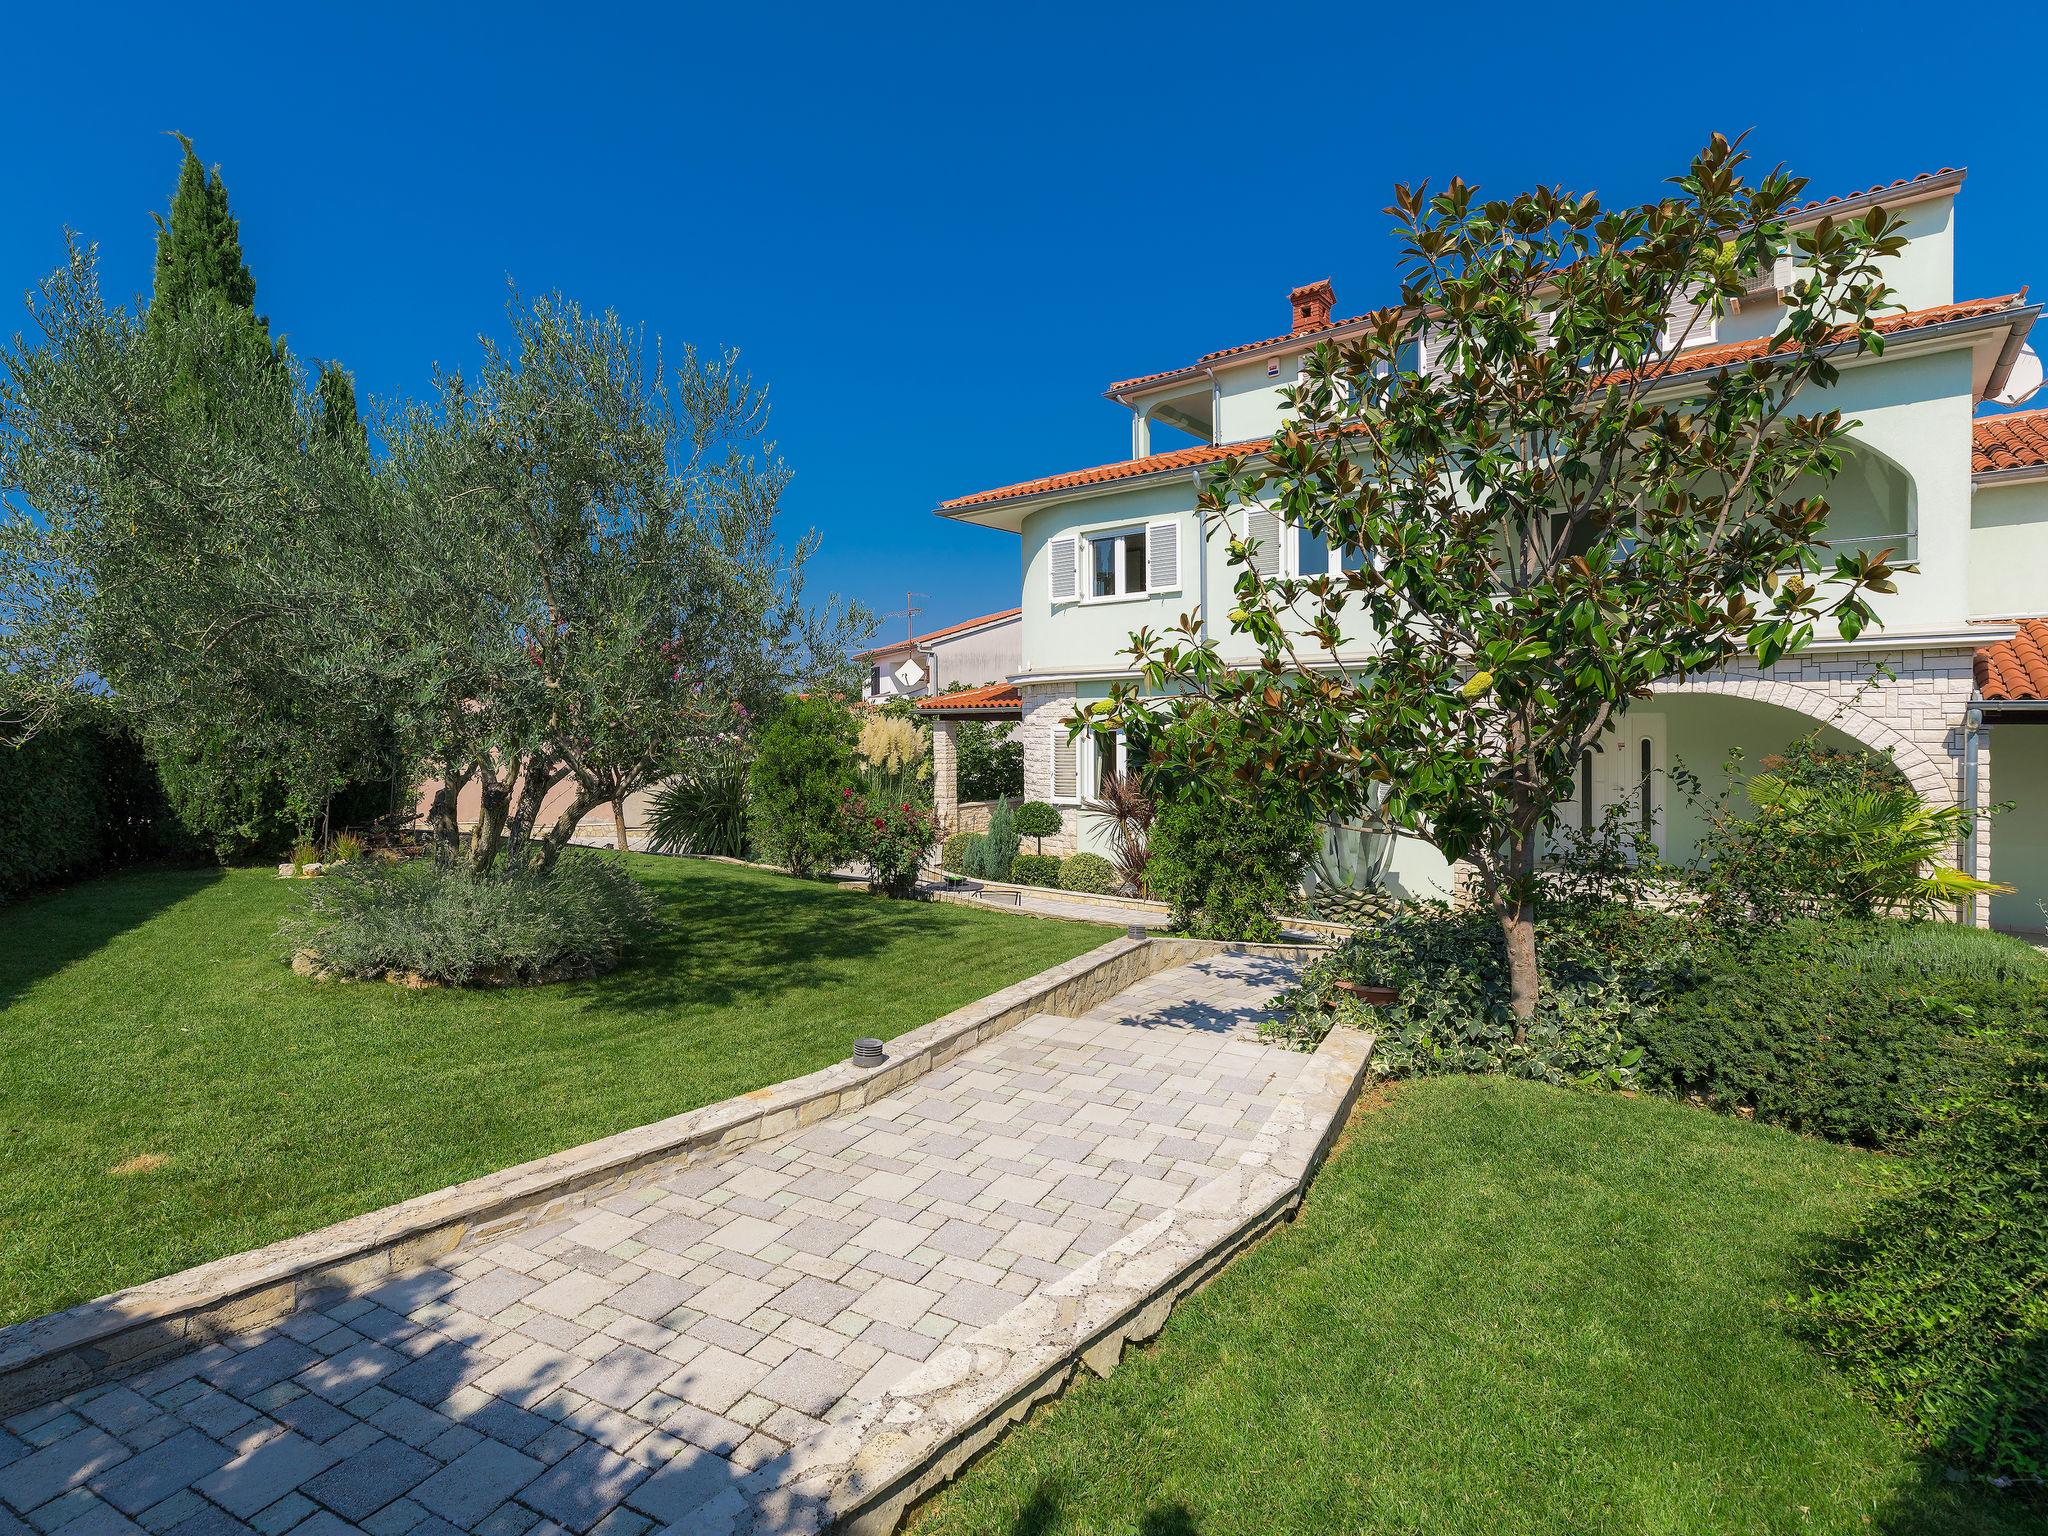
[1289,279,1335,335]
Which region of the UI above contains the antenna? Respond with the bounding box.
[877,592,928,647]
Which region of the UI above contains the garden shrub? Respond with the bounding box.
[0,703,186,902]
[1635,920,2043,1146]
[648,736,752,859]
[746,696,856,877]
[1014,800,1061,853]
[839,792,938,898]
[971,797,1019,882]
[956,717,1023,801]
[940,831,983,875]
[1011,853,1062,888]
[1790,1018,2048,1481]
[1270,901,1687,1086]
[1146,791,1315,942]
[281,852,659,985]
[1058,851,1117,894]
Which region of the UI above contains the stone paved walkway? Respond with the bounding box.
[0,955,1304,1536]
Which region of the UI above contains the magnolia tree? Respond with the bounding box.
[1101,136,1910,1029]
[379,295,865,872]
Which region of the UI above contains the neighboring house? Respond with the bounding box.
[860,608,1020,704]
[927,166,2048,933]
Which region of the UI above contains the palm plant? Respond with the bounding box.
[648,737,753,859]
[1746,772,2010,918]
[1095,770,1154,897]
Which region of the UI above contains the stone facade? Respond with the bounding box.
[1019,684,1082,857]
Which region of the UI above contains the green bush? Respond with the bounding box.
[971,797,1019,882]
[1790,1019,2048,1481]
[281,852,659,985]
[746,696,856,877]
[1271,902,1686,1087]
[840,793,939,898]
[1058,851,1117,894]
[0,704,186,903]
[956,718,1023,802]
[1014,800,1062,852]
[648,736,752,859]
[1146,791,1315,941]
[1011,853,1062,888]
[1636,920,2044,1146]
[940,831,983,875]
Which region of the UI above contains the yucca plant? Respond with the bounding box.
[648,738,753,859]
[1747,772,2011,918]
[1095,770,1154,897]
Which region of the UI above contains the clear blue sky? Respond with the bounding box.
[4,2,2039,636]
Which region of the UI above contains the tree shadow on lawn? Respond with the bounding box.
[999,1481,1203,1536]
[0,864,223,1010]
[573,865,1108,1022]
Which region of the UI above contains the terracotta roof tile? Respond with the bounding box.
[1107,169,1966,397]
[859,608,1020,657]
[953,295,2028,513]
[1599,293,2025,389]
[913,682,1022,714]
[1976,618,2048,701]
[1973,409,2048,475]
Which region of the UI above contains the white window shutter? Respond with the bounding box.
[1048,535,1078,603]
[1420,323,1452,377]
[1050,727,1078,801]
[1661,295,1714,352]
[1146,519,1180,592]
[1245,506,1282,578]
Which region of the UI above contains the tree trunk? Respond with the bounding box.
[533,784,598,874]
[426,765,470,856]
[1497,829,1541,1041]
[503,753,559,866]
[611,798,630,852]
[470,780,511,875]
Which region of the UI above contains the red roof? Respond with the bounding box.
[1973,408,2048,475]
[950,295,2030,513]
[859,608,1020,658]
[913,682,1022,715]
[1976,619,2048,701]
[1108,169,1968,396]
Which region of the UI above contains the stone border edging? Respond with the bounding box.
[726,1007,1377,1535]
[0,934,1288,1416]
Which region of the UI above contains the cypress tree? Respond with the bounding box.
[147,133,268,340]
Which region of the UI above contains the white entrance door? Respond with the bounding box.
[1557,713,1666,854]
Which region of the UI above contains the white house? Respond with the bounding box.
[925,166,2048,933]
[859,608,1020,705]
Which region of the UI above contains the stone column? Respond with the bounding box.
[931,718,960,834]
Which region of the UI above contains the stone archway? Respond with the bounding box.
[1649,675,1957,808]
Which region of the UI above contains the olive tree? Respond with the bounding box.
[1102,136,1910,1029]
[379,293,865,871]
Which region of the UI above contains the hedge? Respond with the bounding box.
[0,705,185,903]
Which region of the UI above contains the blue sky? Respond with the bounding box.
[4,2,2038,637]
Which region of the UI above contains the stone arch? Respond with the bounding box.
[1650,676,1956,808]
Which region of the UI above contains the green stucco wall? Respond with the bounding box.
[1990,724,2048,933]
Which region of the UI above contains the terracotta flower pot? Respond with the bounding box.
[1332,978,1401,1007]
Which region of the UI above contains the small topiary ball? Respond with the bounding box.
[1014,801,1063,841]
[1059,851,1117,895]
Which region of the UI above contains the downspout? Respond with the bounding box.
[1192,470,1208,647]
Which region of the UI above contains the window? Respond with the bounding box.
[1080,729,1128,802]
[1055,521,1180,603]
[1091,528,1147,598]
[869,664,881,697]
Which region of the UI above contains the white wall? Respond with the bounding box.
[1970,480,2048,618]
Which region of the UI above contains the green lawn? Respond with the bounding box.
[910,1077,2036,1536]
[0,854,1105,1325]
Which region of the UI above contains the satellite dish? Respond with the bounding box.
[1993,343,2043,406]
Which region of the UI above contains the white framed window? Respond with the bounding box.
[1079,729,1128,803]
[1050,519,1183,604]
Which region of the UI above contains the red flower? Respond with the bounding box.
[872,816,885,829]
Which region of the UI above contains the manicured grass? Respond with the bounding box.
[911,1077,2036,1536]
[0,854,1105,1325]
